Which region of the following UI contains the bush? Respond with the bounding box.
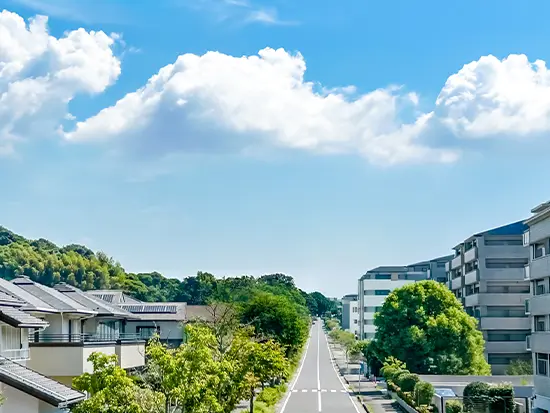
[414,381,435,405]
[257,388,280,406]
[394,370,411,388]
[254,401,272,413]
[446,400,463,413]
[488,383,514,413]
[400,373,420,392]
[463,381,491,413]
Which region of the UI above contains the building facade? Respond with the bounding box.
[446,221,531,375]
[341,294,359,336]
[358,255,451,340]
[524,201,550,413]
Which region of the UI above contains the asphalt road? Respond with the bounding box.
[279,320,362,413]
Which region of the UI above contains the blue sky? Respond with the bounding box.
[0,0,548,297]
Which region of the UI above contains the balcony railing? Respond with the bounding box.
[0,348,30,361]
[29,333,141,344]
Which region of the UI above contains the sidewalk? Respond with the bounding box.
[328,340,403,413]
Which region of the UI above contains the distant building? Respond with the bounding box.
[341,294,359,337]
[358,255,451,340]
[446,221,530,374]
[523,201,550,413]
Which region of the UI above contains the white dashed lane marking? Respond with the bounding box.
[291,389,348,393]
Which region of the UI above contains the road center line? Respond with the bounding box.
[317,321,322,412]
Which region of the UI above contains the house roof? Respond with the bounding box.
[119,302,186,321]
[0,306,49,328]
[0,278,55,313]
[88,290,143,305]
[54,284,138,319]
[0,356,85,407]
[473,220,528,237]
[11,277,95,315]
[185,305,214,322]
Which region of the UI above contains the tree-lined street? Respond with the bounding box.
[280,320,362,413]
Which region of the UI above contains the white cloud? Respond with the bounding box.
[64,48,457,165]
[435,54,550,139]
[0,10,121,153]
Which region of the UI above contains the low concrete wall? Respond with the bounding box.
[389,390,418,413]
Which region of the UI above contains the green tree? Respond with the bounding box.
[245,339,289,413]
[374,280,490,375]
[241,292,308,356]
[145,325,222,413]
[505,359,532,375]
[72,352,164,413]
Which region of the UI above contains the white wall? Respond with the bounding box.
[348,300,359,335]
[116,342,145,369]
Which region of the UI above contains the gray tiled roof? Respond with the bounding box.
[0,290,23,306]
[54,284,137,318]
[0,278,55,312]
[0,357,85,407]
[11,277,94,314]
[0,306,49,328]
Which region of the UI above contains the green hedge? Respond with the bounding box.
[463,381,515,413]
[445,400,463,413]
[388,378,435,413]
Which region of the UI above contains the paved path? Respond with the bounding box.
[279,320,363,413]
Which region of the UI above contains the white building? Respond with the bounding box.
[358,256,451,340]
[523,201,550,413]
[341,294,359,336]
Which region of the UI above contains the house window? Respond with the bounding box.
[535,279,547,296]
[534,242,546,259]
[97,321,120,339]
[0,325,24,360]
[535,316,546,332]
[537,353,549,376]
[137,326,160,339]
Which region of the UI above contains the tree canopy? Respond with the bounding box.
[0,226,331,317]
[373,280,490,375]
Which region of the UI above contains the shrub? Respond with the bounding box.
[257,387,280,406]
[254,401,272,413]
[400,373,420,392]
[401,391,415,407]
[394,370,412,388]
[463,381,491,413]
[488,383,514,413]
[446,400,463,413]
[414,381,435,405]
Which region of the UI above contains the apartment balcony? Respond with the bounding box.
[445,261,450,272]
[530,332,550,354]
[530,255,550,280]
[525,298,530,315]
[485,341,530,354]
[464,293,530,307]
[479,317,530,330]
[464,269,479,285]
[451,276,463,290]
[450,255,462,270]
[28,334,145,377]
[482,268,525,281]
[464,247,477,264]
[524,265,530,280]
[526,335,531,351]
[529,294,550,316]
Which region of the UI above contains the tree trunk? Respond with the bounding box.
[249,388,255,413]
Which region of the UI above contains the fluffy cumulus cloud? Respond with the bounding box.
[0,10,120,154]
[3,10,550,164]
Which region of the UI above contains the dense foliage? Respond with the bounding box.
[0,226,330,317]
[373,280,491,375]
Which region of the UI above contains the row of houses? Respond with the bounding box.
[0,276,205,413]
[341,199,550,413]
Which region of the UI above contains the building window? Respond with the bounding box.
[374,274,391,280]
[534,242,547,259]
[537,353,549,376]
[485,258,528,269]
[488,353,531,365]
[353,319,358,324]
[363,319,374,325]
[375,290,391,296]
[486,306,527,318]
[486,285,530,294]
[0,325,23,358]
[535,279,547,296]
[352,307,358,313]
[486,331,529,342]
[137,326,159,339]
[535,316,546,332]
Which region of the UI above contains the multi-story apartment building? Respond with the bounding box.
[523,201,550,413]
[446,221,530,374]
[341,294,359,337]
[358,255,451,340]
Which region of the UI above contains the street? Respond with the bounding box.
[279,320,362,413]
